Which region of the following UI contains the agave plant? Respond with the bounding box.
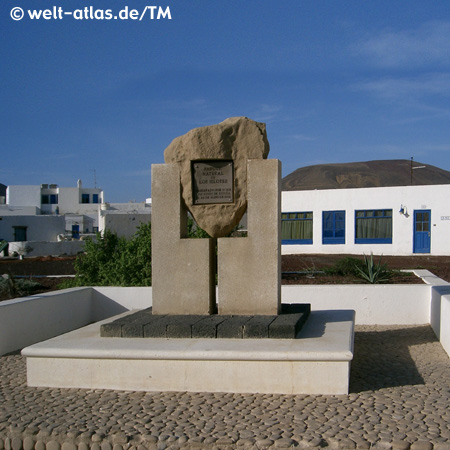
[355,253,392,284]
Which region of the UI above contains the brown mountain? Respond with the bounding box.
[282,160,450,191]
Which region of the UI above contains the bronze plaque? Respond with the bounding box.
[192,160,234,205]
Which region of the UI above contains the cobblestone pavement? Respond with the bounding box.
[1,325,450,450]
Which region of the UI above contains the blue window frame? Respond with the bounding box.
[322,211,345,244]
[93,194,99,204]
[50,194,58,204]
[281,212,313,244]
[355,209,392,244]
[81,194,90,204]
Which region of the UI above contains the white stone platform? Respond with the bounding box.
[22,310,355,395]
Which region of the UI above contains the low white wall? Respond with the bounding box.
[282,284,431,325]
[91,287,151,322]
[2,280,450,357]
[0,288,91,355]
[9,240,85,257]
[440,294,450,357]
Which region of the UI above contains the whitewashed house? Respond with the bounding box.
[0,180,151,257]
[281,184,450,256]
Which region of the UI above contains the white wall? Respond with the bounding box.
[101,213,151,238]
[7,186,41,208]
[57,188,101,225]
[2,279,450,357]
[0,288,92,355]
[92,287,151,321]
[0,206,40,216]
[282,184,450,255]
[0,215,65,242]
[283,284,431,325]
[8,240,85,257]
[439,293,450,357]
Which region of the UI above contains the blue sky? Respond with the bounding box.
[2,1,450,202]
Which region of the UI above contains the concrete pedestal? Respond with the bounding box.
[218,159,281,315]
[151,164,216,315]
[23,310,355,395]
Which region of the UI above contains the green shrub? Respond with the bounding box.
[323,254,394,284]
[60,223,152,288]
[324,257,365,277]
[0,274,43,299]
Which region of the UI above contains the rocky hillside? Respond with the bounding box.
[282,159,450,191]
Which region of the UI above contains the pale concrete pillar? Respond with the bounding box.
[218,159,281,315]
[151,164,216,315]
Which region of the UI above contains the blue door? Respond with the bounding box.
[414,210,431,253]
[72,225,80,239]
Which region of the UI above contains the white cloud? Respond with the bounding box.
[353,73,450,100]
[353,21,450,68]
[250,104,283,123]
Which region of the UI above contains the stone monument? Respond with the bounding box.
[152,116,281,316]
[26,117,355,395]
[101,116,310,339]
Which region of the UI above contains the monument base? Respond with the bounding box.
[22,309,355,395]
[100,304,310,339]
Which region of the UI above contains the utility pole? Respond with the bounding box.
[410,157,413,185]
[410,157,426,185]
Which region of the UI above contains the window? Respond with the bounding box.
[355,209,392,244]
[13,226,27,242]
[322,211,345,244]
[42,194,58,204]
[81,194,90,204]
[281,212,313,244]
[93,194,99,204]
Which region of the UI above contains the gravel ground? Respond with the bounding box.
[1,325,450,449]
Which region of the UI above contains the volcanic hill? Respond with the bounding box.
[282,159,450,191]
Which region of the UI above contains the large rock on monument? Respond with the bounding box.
[164,117,270,238]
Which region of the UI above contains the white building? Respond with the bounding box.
[99,202,151,239]
[281,184,450,256]
[0,180,151,257]
[4,180,103,237]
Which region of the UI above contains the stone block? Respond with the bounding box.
[143,315,170,338]
[164,117,269,238]
[151,163,216,315]
[218,159,281,315]
[243,316,276,339]
[100,323,122,338]
[191,316,228,338]
[269,311,310,339]
[121,308,154,337]
[165,316,205,338]
[216,316,253,339]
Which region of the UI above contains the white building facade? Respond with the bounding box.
[281,184,450,256]
[0,181,151,257]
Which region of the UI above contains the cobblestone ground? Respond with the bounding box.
[1,325,450,450]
